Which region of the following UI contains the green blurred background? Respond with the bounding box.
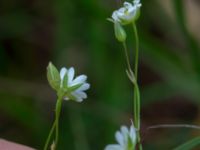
[0,0,200,149]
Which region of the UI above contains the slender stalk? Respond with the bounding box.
[132,24,139,80]
[44,120,56,150]
[122,42,132,72]
[147,124,200,130]
[121,23,142,150]
[54,95,63,149]
[142,124,200,143]
[122,25,140,127]
[132,23,142,150]
[135,83,140,128]
[43,94,63,150]
[132,23,140,129]
[135,83,142,150]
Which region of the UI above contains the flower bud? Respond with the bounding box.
[47,62,61,91]
[114,22,126,42]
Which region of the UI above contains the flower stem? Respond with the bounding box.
[44,120,56,150]
[132,24,139,80]
[54,95,63,149]
[122,42,132,72]
[43,94,63,150]
[135,83,142,150]
[132,23,142,150]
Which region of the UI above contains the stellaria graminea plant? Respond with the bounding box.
[44,62,90,150]
[106,0,142,149]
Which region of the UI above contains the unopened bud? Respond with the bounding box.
[114,22,126,42]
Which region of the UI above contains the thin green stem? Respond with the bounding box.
[123,39,142,150]
[135,83,142,150]
[44,120,56,150]
[132,23,140,128]
[132,23,140,129]
[121,23,142,150]
[135,83,140,129]
[54,95,63,149]
[132,23,142,150]
[122,42,132,72]
[147,124,200,130]
[132,24,139,80]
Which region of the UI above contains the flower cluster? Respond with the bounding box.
[47,62,90,102]
[105,125,136,150]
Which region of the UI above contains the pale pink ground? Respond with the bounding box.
[0,139,35,150]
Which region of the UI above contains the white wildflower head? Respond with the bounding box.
[110,0,142,25]
[59,67,90,102]
[47,62,90,102]
[105,124,136,150]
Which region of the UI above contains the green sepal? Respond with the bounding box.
[67,83,83,92]
[62,83,83,101]
[47,62,61,91]
[133,9,140,23]
[62,72,68,90]
[127,135,136,150]
[63,92,76,101]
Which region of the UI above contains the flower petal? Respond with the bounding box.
[74,91,87,99]
[120,126,129,145]
[104,144,122,150]
[72,91,84,102]
[71,75,87,86]
[129,125,136,143]
[115,131,124,146]
[124,2,132,8]
[121,126,129,136]
[60,67,67,80]
[68,67,75,84]
[75,96,83,102]
[77,83,90,91]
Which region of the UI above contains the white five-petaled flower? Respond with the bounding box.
[60,67,90,102]
[105,125,136,150]
[111,0,142,25]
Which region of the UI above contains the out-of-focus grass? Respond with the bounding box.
[0,0,200,149]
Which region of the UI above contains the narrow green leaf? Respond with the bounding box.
[174,137,200,150]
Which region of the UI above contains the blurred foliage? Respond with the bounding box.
[174,136,200,150]
[0,0,200,149]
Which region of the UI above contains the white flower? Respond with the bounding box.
[60,67,90,102]
[105,125,136,150]
[111,0,141,25]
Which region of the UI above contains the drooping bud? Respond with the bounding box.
[114,22,126,42]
